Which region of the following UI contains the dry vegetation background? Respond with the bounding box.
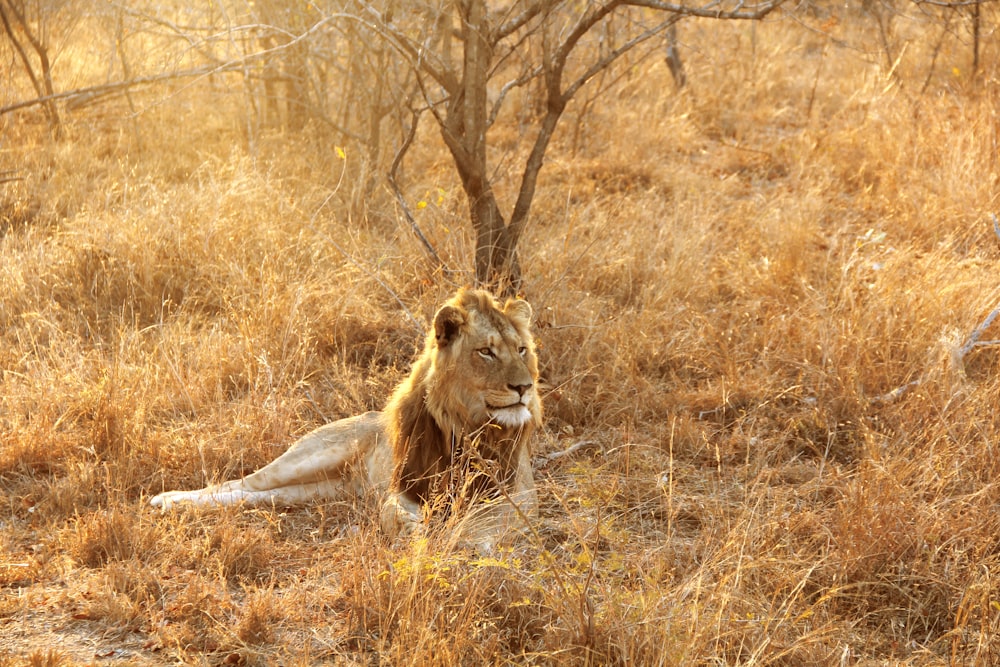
[2,1,1000,664]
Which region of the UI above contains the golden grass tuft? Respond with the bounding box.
[2,5,1000,665]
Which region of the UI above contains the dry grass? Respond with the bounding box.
[2,5,1000,665]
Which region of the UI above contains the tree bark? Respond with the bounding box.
[0,0,61,133]
[440,0,523,292]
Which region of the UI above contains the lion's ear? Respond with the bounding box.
[434,305,466,348]
[504,298,532,325]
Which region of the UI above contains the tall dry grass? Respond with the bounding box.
[2,5,1000,665]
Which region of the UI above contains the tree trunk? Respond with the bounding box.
[441,0,522,293]
[470,190,521,292]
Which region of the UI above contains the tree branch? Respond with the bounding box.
[353,1,458,93]
[492,0,554,42]
[507,7,677,245]
[910,0,985,7]
[958,305,1000,359]
[488,64,543,127]
[0,0,59,129]
[563,15,680,102]
[626,0,787,20]
[872,306,1000,404]
[553,0,628,83]
[387,105,447,269]
[0,13,351,118]
[0,2,43,99]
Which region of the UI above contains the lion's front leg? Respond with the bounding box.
[510,444,538,519]
[379,491,425,539]
[455,449,538,550]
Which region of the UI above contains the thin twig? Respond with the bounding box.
[911,0,985,7]
[872,306,1000,405]
[0,170,24,185]
[1,14,349,117]
[958,305,1000,358]
[0,66,233,116]
[871,379,923,405]
[534,440,600,467]
[387,104,447,269]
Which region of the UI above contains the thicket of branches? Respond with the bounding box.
[1,0,996,288]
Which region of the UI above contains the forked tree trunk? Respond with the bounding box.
[447,139,524,292]
[441,0,524,293]
[0,0,61,134]
[469,189,522,292]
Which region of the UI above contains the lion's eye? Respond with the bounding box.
[518,346,527,357]
[478,348,496,360]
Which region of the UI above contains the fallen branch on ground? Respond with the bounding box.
[534,440,600,467]
[873,214,1000,404]
[873,306,1000,404]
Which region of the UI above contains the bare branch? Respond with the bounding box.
[625,0,788,19]
[552,0,628,90]
[492,0,555,42]
[0,69,209,116]
[534,440,600,467]
[488,63,543,127]
[387,105,448,269]
[0,0,60,129]
[871,378,923,404]
[0,3,43,99]
[0,170,24,185]
[506,107,560,247]
[873,304,1000,405]
[352,1,458,93]
[507,7,678,242]
[910,0,986,7]
[959,305,1000,359]
[874,215,1000,404]
[562,15,680,102]
[110,1,219,35]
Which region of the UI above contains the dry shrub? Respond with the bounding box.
[157,516,283,585]
[26,651,65,667]
[68,561,163,633]
[65,508,161,568]
[210,522,278,584]
[0,650,69,667]
[339,540,554,665]
[158,574,233,654]
[236,587,281,646]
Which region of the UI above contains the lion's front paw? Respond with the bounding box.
[380,493,424,540]
[394,516,426,540]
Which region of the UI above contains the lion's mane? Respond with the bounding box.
[384,289,542,510]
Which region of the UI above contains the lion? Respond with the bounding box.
[150,289,541,544]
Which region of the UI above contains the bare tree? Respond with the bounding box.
[0,0,61,133]
[354,0,786,292]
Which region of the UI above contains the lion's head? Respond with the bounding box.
[426,289,541,432]
[385,289,541,504]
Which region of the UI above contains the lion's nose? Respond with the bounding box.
[509,382,532,397]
